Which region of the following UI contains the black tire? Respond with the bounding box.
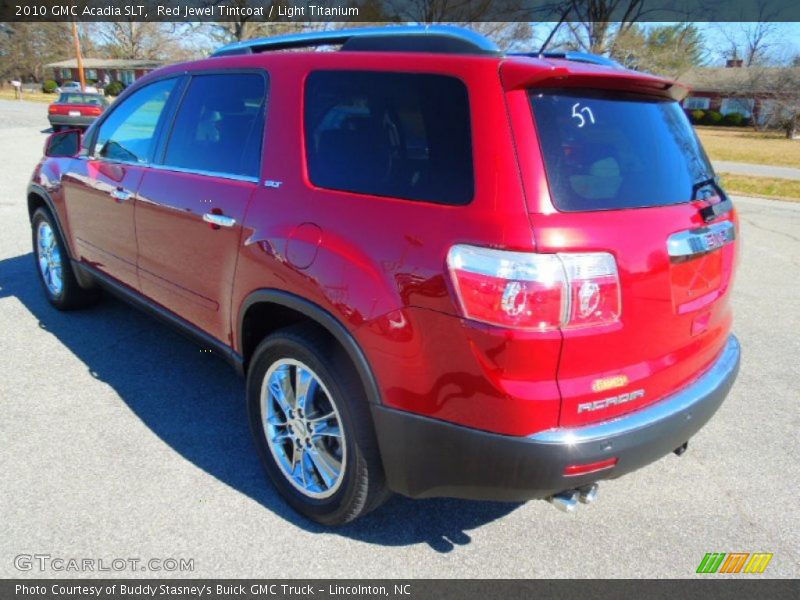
[247,324,390,525]
[31,207,100,310]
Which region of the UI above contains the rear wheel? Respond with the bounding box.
[247,325,389,525]
[31,207,99,310]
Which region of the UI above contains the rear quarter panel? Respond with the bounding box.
[229,52,561,432]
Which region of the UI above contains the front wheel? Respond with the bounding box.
[31,207,99,310]
[247,325,390,525]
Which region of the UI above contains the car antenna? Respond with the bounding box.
[537,5,572,57]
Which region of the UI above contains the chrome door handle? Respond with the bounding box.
[110,188,132,202]
[203,213,236,228]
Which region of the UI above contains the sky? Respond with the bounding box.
[695,22,800,64]
[529,21,800,65]
[178,21,800,65]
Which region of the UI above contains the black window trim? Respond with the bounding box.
[303,68,476,206]
[152,68,270,184]
[84,73,187,168]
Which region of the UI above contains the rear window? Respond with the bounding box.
[59,93,106,106]
[305,71,473,205]
[529,90,715,211]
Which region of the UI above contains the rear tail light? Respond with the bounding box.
[561,253,621,328]
[48,105,56,113]
[86,107,102,116]
[447,245,620,331]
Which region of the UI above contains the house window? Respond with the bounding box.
[60,68,72,80]
[85,69,97,80]
[683,96,710,110]
[720,98,753,117]
[119,70,136,85]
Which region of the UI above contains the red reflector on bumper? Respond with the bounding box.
[564,457,618,477]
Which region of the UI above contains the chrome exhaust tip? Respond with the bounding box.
[548,490,579,512]
[578,483,599,504]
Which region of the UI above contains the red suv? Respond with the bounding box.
[28,26,740,525]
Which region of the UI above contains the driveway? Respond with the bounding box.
[0,99,797,578]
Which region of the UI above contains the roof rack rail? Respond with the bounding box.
[211,25,500,58]
[512,51,622,68]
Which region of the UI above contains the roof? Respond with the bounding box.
[677,66,800,94]
[46,58,167,70]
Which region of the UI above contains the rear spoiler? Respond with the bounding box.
[500,57,688,102]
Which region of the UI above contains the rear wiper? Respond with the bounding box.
[692,177,732,223]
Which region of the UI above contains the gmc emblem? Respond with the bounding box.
[703,231,728,250]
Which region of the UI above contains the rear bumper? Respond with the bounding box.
[48,115,95,128]
[372,334,740,501]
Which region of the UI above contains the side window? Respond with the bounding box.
[162,73,267,179]
[305,71,473,205]
[94,78,177,164]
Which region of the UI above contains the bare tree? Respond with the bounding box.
[718,22,778,67]
[380,0,534,50]
[0,23,72,82]
[203,0,388,45]
[554,0,648,56]
[465,22,533,51]
[91,22,171,60]
[716,1,783,66]
[743,67,800,138]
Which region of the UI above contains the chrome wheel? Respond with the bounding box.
[261,358,346,499]
[36,221,63,297]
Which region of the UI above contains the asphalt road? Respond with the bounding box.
[0,99,798,579]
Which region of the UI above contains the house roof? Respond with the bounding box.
[677,66,800,94]
[46,58,167,70]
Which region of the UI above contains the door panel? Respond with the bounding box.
[134,72,268,343]
[62,77,179,290]
[63,160,144,288]
[136,171,255,341]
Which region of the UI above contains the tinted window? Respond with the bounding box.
[305,71,473,205]
[163,73,267,178]
[95,78,176,164]
[529,90,715,211]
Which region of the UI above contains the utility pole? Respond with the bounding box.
[71,21,86,92]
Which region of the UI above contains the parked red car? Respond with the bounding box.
[28,26,739,525]
[47,91,109,131]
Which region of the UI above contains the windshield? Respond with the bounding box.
[529,90,714,211]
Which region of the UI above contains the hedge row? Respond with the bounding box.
[41,79,127,96]
[686,109,750,127]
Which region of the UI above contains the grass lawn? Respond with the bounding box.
[0,89,56,103]
[696,126,800,168]
[720,173,800,202]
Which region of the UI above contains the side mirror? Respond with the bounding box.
[45,129,81,158]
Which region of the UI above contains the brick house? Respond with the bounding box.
[45,58,167,87]
[677,60,800,126]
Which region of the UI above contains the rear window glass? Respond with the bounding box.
[529,90,715,211]
[59,93,105,106]
[305,71,473,205]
